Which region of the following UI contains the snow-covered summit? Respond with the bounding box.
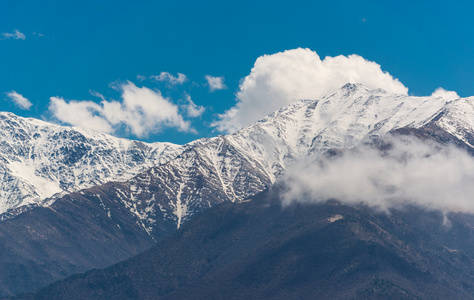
[0,112,182,214]
[225,83,452,181]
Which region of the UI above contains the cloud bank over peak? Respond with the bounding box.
[281,135,474,214]
[213,48,409,133]
[49,81,193,137]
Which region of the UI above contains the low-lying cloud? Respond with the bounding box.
[49,81,193,137]
[281,135,474,213]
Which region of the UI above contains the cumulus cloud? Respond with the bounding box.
[151,72,187,86]
[213,48,408,133]
[205,75,227,92]
[281,135,474,213]
[1,29,25,40]
[49,98,112,132]
[5,91,32,110]
[49,81,193,137]
[183,93,205,117]
[431,87,459,101]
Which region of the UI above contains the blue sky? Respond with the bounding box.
[1,0,473,144]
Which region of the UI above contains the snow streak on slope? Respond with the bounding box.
[106,137,273,232]
[0,112,182,214]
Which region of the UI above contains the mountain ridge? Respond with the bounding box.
[0,112,182,215]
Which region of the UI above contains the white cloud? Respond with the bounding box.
[6,91,32,110]
[213,48,408,133]
[49,98,112,133]
[431,87,459,101]
[205,75,227,92]
[151,72,187,86]
[282,135,474,213]
[136,75,147,82]
[49,81,193,137]
[183,93,205,117]
[1,29,25,40]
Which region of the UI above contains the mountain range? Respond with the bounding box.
[2,83,474,297]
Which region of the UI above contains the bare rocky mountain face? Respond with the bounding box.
[2,83,474,296]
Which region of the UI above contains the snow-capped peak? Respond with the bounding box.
[224,84,450,181]
[0,112,182,214]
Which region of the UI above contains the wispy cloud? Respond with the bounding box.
[212,48,408,133]
[6,91,32,110]
[183,93,205,117]
[136,75,147,82]
[282,135,474,213]
[1,29,25,40]
[151,72,187,86]
[205,75,226,92]
[49,82,194,137]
